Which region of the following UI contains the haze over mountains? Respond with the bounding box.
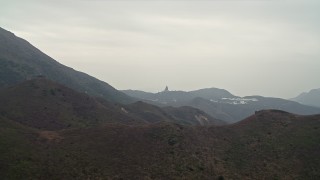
[1,25,318,122]
[123,87,320,123]
[291,88,320,108]
[0,26,320,179]
[0,27,133,104]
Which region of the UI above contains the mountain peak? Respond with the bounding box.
[292,88,320,108]
[164,86,169,92]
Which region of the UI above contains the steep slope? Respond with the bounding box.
[292,88,320,108]
[0,111,319,179]
[0,78,140,130]
[0,27,133,103]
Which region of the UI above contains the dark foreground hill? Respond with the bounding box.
[0,27,133,103]
[0,109,319,179]
[0,78,224,129]
[0,78,140,130]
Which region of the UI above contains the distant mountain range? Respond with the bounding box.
[123,87,236,105]
[291,88,320,108]
[123,88,320,123]
[0,27,133,104]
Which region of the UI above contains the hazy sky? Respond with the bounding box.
[1,0,319,98]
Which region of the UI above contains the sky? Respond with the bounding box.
[0,0,319,98]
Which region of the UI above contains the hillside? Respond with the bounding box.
[0,78,223,129]
[122,101,225,126]
[292,88,320,108]
[0,77,141,130]
[223,110,320,179]
[0,27,133,104]
[0,110,319,179]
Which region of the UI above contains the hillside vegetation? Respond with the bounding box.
[0,109,319,179]
[0,78,224,129]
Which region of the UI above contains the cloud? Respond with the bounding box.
[0,0,319,98]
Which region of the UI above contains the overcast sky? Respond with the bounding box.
[1,0,319,98]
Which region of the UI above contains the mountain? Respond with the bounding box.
[189,87,236,100]
[291,88,320,108]
[122,87,236,105]
[0,27,133,104]
[122,89,196,105]
[1,110,319,179]
[188,96,320,123]
[0,78,224,129]
[0,77,141,130]
[122,89,320,123]
[121,90,155,100]
[224,110,320,179]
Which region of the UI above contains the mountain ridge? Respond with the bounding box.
[122,88,320,123]
[291,88,320,108]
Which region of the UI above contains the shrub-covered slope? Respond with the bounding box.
[0,110,319,179]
